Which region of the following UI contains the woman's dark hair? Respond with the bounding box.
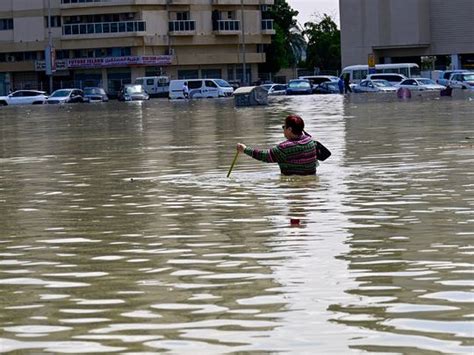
[285,114,304,135]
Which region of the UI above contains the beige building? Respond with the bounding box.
[340,0,474,69]
[0,0,275,95]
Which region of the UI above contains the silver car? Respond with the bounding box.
[0,90,48,106]
[398,78,446,91]
[353,79,398,93]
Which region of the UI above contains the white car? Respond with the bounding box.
[260,83,287,95]
[353,79,398,93]
[45,89,85,104]
[398,78,446,91]
[0,90,48,106]
[448,72,474,90]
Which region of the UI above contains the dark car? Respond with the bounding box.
[117,84,150,101]
[45,89,84,104]
[286,79,312,95]
[314,81,340,94]
[83,87,109,102]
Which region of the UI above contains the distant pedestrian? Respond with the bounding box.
[344,75,352,94]
[338,78,344,94]
[182,81,189,99]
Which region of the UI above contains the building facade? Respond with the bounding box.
[0,0,275,95]
[340,0,474,70]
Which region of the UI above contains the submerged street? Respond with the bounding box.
[0,93,473,353]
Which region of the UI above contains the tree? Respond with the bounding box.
[259,0,306,75]
[304,14,341,72]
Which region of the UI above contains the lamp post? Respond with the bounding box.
[240,0,246,86]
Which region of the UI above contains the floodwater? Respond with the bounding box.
[0,92,473,354]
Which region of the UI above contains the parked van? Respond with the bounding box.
[134,76,170,97]
[168,79,234,99]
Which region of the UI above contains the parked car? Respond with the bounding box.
[397,78,446,91]
[365,73,407,85]
[313,81,341,94]
[45,89,84,104]
[299,75,339,87]
[437,70,467,86]
[0,90,48,106]
[353,79,398,93]
[448,72,474,89]
[117,84,150,101]
[286,79,313,95]
[260,83,287,95]
[83,87,109,102]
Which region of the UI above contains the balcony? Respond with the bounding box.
[169,20,196,36]
[60,0,168,8]
[62,20,146,38]
[261,19,275,34]
[212,0,258,4]
[213,20,240,35]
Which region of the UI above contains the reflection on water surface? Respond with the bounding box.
[0,94,473,353]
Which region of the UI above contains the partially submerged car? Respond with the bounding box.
[83,87,109,102]
[117,84,150,101]
[45,89,84,104]
[397,78,446,91]
[353,79,398,93]
[0,90,48,106]
[286,79,312,95]
[260,83,287,95]
[313,81,341,94]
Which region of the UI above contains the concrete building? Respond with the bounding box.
[340,0,474,70]
[0,0,275,95]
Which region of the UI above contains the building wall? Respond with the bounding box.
[340,0,474,67]
[0,0,274,92]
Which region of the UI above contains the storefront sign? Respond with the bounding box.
[35,55,173,71]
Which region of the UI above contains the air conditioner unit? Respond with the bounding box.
[127,13,134,19]
[166,48,175,56]
[6,56,15,63]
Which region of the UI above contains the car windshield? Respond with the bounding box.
[289,81,310,88]
[84,88,105,95]
[373,80,393,87]
[50,90,71,98]
[261,85,272,90]
[418,79,435,85]
[214,79,231,87]
[126,85,144,94]
[462,74,474,81]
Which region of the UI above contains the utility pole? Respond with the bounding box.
[46,0,54,92]
[240,0,246,85]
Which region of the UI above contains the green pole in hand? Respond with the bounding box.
[227,151,240,178]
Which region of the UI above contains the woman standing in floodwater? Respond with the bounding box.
[236,114,318,175]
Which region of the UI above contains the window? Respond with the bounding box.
[146,79,154,85]
[188,80,203,89]
[45,16,62,28]
[175,12,190,21]
[205,80,217,88]
[178,70,199,80]
[202,69,222,79]
[0,19,13,31]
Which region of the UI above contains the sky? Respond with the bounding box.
[287,0,340,28]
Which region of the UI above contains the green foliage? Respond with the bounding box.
[259,0,306,75]
[304,14,341,71]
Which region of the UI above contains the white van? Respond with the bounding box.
[134,76,170,97]
[168,79,234,99]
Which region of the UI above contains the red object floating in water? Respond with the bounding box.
[290,218,300,225]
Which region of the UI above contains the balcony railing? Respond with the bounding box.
[63,21,146,36]
[169,20,196,34]
[261,19,274,33]
[215,20,240,33]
